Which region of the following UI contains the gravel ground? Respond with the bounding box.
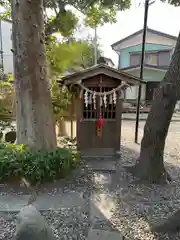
[44,208,89,240]
[1,121,180,239]
[110,121,180,240]
[0,159,93,240]
[110,146,180,240]
[0,208,90,240]
[0,215,16,240]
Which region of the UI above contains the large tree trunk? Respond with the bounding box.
[127,33,180,184]
[151,209,180,233]
[11,0,57,149]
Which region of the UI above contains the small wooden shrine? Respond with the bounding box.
[62,64,144,157]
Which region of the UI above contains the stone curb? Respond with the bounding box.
[122,117,180,122]
[0,192,86,212]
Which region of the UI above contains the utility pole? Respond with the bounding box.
[0,20,4,73]
[134,0,155,143]
[94,26,97,65]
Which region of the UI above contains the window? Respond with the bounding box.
[158,51,170,66]
[130,51,171,67]
[145,53,158,65]
[130,54,141,66]
[83,87,116,119]
[130,52,158,66]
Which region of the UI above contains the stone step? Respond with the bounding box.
[86,160,116,172]
[94,173,112,186]
[87,229,124,240]
[90,193,117,222]
[0,191,86,212]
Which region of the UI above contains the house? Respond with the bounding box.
[111,28,177,104]
[0,19,13,75]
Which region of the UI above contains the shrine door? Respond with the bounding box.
[77,86,121,157]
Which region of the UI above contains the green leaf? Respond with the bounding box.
[0,140,80,184]
[0,0,132,40]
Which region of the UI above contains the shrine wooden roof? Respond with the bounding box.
[62,64,146,86]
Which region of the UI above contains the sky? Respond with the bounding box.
[96,0,180,65]
[1,0,179,67]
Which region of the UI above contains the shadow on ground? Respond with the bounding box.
[0,158,125,240]
[110,144,180,240]
[2,145,180,239]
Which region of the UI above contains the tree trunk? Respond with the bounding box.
[11,0,57,149]
[127,33,180,183]
[151,209,180,233]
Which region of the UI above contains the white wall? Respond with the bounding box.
[1,20,13,74]
[125,85,146,101]
[113,30,177,52]
[175,101,180,111]
[125,86,137,99]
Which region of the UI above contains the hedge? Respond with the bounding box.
[0,141,80,184]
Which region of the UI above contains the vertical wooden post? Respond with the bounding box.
[115,90,122,153]
[70,94,74,139]
[76,88,82,150]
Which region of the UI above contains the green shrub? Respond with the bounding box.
[0,142,80,184]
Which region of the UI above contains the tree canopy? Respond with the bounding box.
[47,38,102,118]
[47,38,101,74]
[1,0,179,43]
[0,0,131,41]
[162,0,180,6]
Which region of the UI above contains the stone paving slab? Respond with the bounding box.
[122,113,180,121]
[94,173,112,186]
[34,192,85,210]
[87,229,124,240]
[86,161,116,172]
[90,193,116,222]
[0,192,85,212]
[0,195,30,212]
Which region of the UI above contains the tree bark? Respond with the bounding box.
[151,209,180,233]
[11,0,57,149]
[127,32,180,183]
